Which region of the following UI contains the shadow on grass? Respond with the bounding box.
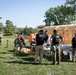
[43,55,52,62]
[4,55,52,65]
[61,59,71,62]
[0,49,14,54]
[0,51,11,54]
[0,56,5,59]
[44,53,71,62]
[5,60,52,65]
[12,52,31,58]
[20,56,34,61]
[7,50,14,52]
[5,60,34,64]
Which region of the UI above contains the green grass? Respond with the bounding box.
[0,36,76,75]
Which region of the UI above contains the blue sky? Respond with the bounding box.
[0,0,66,28]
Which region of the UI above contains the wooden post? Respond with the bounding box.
[6,40,9,48]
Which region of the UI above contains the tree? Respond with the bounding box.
[0,22,4,30]
[66,0,75,6]
[37,25,45,29]
[23,27,38,36]
[5,20,16,35]
[44,5,74,26]
[66,0,76,23]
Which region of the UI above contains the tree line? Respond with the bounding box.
[0,20,38,36]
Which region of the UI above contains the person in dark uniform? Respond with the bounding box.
[51,29,63,65]
[35,30,45,64]
[72,32,76,62]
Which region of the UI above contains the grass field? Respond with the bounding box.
[0,36,76,75]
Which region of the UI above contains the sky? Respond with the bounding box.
[0,0,66,28]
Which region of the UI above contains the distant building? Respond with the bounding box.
[16,27,24,31]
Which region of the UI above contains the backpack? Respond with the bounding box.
[36,33,44,42]
[72,37,76,47]
[52,34,60,44]
[38,34,44,41]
